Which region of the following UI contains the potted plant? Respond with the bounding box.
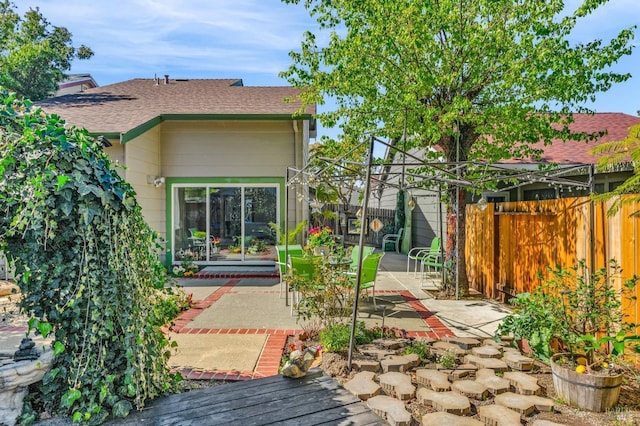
[531,260,637,411]
[495,292,560,362]
[307,226,334,255]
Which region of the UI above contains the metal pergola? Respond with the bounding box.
[284,135,596,365]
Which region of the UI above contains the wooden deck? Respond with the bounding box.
[105,369,383,425]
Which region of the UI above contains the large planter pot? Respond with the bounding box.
[550,353,623,412]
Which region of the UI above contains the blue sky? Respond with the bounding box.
[19,0,640,141]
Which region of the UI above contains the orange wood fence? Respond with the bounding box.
[466,196,639,330]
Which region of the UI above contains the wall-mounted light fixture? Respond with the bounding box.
[147,176,165,187]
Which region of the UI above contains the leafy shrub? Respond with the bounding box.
[404,339,433,363]
[0,92,180,423]
[319,321,373,353]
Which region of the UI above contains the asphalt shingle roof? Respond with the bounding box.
[37,78,316,135]
[512,112,640,165]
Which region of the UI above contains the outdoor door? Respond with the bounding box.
[173,184,278,265]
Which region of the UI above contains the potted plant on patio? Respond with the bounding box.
[494,291,560,362]
[520,259,638,411]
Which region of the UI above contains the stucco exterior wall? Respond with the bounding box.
[104,142,125,176]
[123,126,164,238]
[105,119,309,248]
[161,120,297,177]
[161,119,306,240]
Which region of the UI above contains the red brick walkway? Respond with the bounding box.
[169,281,454,381]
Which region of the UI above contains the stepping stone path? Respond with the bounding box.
[503,371,542,395]
[367,395,412,426]
[471,345,502,358]
[415,369,451,391]
[422,411,484,426]
[341,337,570,425]
[442,336,481,350]
[380,353,421,373]
[475,368,510,395]
[343,371,380,400]
[478,404,523,425]
[503,351,535,371]
[378,372,416,400]
[416,389,471,415]
[450,379,489,399]
[464,354,509,372]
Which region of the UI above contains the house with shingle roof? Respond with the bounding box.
[373,112,640,250]
[38,77,316,267]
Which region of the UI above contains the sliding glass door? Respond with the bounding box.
[172,184,278,264]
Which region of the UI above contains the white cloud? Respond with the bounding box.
[24,0,314,85]
[16,0,640,118]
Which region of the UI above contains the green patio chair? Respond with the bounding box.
[288,255,322,316]
[276,244,304,298]
[407,237,441,276]
[349,245,375,271]
[420,239,444,284]
[347,252,384,308]
[382,228,403,252]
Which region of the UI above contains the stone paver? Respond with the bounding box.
[439,363,477,381]
[351,359,380,372]
[415,369,451,392]
[442,336,481,350]
[339,338,567,426]
[358,345,398,360]
[464,354,509,372]
[451,379,489,400]
[471,345,502,358]
[502,351,535,371]
[531,420,567,426]
[378,371,416,400]
[343,371,381,401]
[416,388,471,415]
[483,338,509,348]
[494,391,538,416]
[380,353,420,373]
[367,395,411,426]
[503,371,541,395]
[374,338,410,350]
[421,411,484,426]
[478,404,522,425]
[475,368,510,395]
[432,341,468,357]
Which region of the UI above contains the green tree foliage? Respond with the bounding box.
[280,0,635,293]
[590,123,640,215]
[309,136,364,206]
[0,1,93,100]
[0,91,178,424]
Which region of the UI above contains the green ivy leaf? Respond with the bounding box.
[61,389,81,408]
[38,321,53,338]
[27,317,39,333]
[56,175,69,191]
[53,341,65,355]
[112,400,132,418]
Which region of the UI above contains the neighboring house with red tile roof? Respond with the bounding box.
[373,112,640,250]
[38,77,316,267]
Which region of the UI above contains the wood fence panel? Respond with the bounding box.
[618,200,639,333]
[466,196,640,335]
[465,202,494,297]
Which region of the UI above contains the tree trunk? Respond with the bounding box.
[444,187,469,296]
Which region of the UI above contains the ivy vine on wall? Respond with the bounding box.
[0,91,180,424]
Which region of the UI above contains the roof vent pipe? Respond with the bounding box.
[164,75,169,84]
